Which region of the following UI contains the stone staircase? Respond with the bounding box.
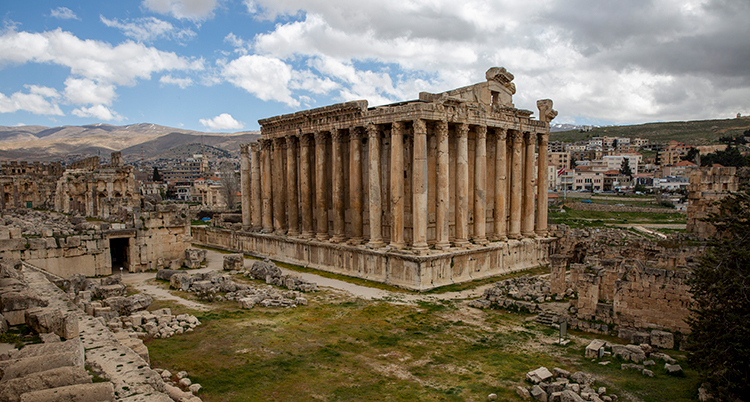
[535,310,561,329]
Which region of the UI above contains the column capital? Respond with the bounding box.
[510,130,523,145]
[537,132,549,146]
[240,143,249,155]
[524,131,536,143]
[366,123,379,139]
[457,123,469,138]
[437,120,448,139]
[250,142,260,152]
[260,139,273,151]
[285,135,297,147]
[392,121,404,135]
[349,126,364,140]
[274,136,286,148]
[314,131,328,142]
[475,125,487,140]
[300,133,314,147]
[332,129,346,143]
[495,127,507,141]
[412,119,426,134]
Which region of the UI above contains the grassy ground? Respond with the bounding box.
[145,279,698,402]
[549,206,686,229]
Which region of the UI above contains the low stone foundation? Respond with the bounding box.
[191,226,551,291]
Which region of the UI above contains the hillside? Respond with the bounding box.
[0,123,259,162]
[551,117,750,144]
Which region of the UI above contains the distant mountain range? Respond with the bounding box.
[0,123,260,163]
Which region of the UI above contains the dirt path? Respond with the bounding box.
[122,249,495,309]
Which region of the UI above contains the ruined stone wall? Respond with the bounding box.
[128,205,192,271]
[566,202,684,215]
[613,264,692,333]
[0,227,111,277]
[687,166,738,238]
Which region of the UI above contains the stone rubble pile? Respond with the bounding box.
[62,273,202,341]
[584,339,682,378]
[159,257,316,309]
[520,366,619,402]
[155,368,203,400]
[472,274,565,313]
[0,210,78,238]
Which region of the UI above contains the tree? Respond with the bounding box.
[683,147,699,163]
[619,157,633,177]
[152,167,162,182]
[686,190,750,400]
[612,139,618,150]
[701,145,748,168]
[218,162,240,210]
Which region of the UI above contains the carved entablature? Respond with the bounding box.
[258,68,555,139]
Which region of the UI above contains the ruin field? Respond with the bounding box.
[143,270,699,402]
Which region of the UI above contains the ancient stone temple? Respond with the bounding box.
[198,67,557,290]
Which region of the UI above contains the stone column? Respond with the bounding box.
[250,143,262,231]
[491,129,508,241]
[412,119,429,252]
[315,131,329,241]
[286,135,299,236]
[331,130,346,243]
[389,121,405,249]
[273,137,287,235]
[536,133,549,236]
[522,132,536,238]
[260,139,274,233]
[366,124,384,248]
[348,127,364,244]
[240,144,251,231]
[508,131,522,239]
[454,123,470,247]
[299,134,314,238]
[435,120,450,250]
[473,125,488,245]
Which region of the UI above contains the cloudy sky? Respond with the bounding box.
[0,0,748,132]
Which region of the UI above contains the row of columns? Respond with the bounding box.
[240,122,549,250]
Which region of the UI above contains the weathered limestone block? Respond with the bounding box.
[93,284,126,299]
[1,291,48,325]
[100,275,122,286]
[15,338,85,367]
[585,340,607,359]
[0,366,91,402]
[611,345,646,363]
[249,259,281,279]
[223,254,244,271]
[164,383,201,402]
[24,308,79,339]
[19,382,115,402]
[650,330,674,349]
[155,269,182,281]
[560,390,585,402]
[184,249,206,269]
[103,294,152,316]
[169,273,192,291]
[530,384,548,401]
[115,334,150,364]
[0,278,27,294]
[0,260,23,280]
[526,367,553,384]
[1,352,81,381]
[569,372,594,386]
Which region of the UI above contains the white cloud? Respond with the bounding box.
[50,7,79,20]
[221,55,298,106]
[224,33,248,54]
[142,0,219,21]
[100,16,196,43]
[160,74,193,88]
[63,78,116,106]
[199,113,243,130]
[0,86,63,116]
[72,105,123,121]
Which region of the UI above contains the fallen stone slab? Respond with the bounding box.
[170,273,192,291]
[164,383,201,402]
[1,352,81,381]
[94,284,126,299]
[611,344,646,363]
[665,363,683,375]
[103,294,152,316]
[14,338,85,367]
[526,366,554,384]
[560,390,585,402]
[585,340,607,359]
[19,382,115,402]
[650,330,674,350]
[155,269,182,281]
[24,308,79,340]
[0,366,91,402]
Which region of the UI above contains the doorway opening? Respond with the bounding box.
[109,237,130,274]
